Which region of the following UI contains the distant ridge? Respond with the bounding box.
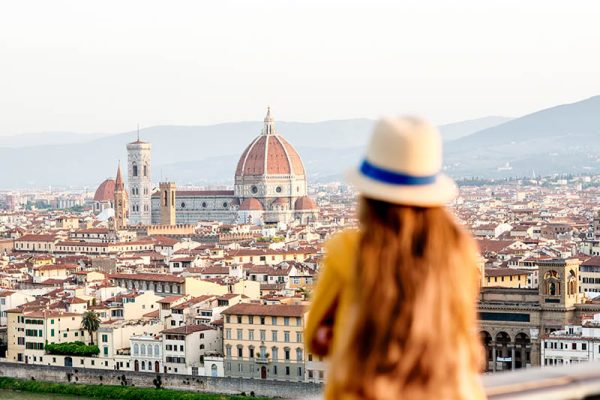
[445,95,600,178]
[0,116,507,189]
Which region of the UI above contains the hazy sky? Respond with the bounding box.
[1,0,600,136]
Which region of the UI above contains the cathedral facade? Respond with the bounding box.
[127,108,319,226]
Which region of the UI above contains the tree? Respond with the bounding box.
[81,311,101,345]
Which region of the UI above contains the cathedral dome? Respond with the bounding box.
[294,195,317,210]
[235,108,305,178]
[94,179,115,202]
[240,198,264,211]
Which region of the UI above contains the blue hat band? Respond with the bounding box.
[359,160,437,186]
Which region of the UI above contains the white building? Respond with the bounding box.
[541,314,600,366]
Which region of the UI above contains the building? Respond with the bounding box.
[540,315,600,367]
[222,303,306,381]
[113,162,128,230]
[127,133,152,225]
[148,108,318,226]
[478,258,597,372]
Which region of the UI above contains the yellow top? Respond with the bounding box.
[305,229,361,400]
[305,229,486,400]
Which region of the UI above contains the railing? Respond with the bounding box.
[484,362,600,399]
[304,364,600,400]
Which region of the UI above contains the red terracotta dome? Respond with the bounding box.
[294,195,317,210]
[235,108,305,177]
[94,179,115,202]
[240,198,264,211]
[272,197,289,206]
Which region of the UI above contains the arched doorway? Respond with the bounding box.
[495,332,511,371]
[480,331,493,371]
[211,364,218,377]
[155,361,160,373]
[260,366,267,380]
[514,333,531,369]
[64,357,73,367]
[134,359,139,372]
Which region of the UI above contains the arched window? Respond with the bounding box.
[133,343,139,355]
[132,163,138,177]
[163,191,168,206]
[296,348,303,361]
[147,344,153,357]
[141,361,145,370]
[143,164,148,177]
[271,347,278,361]
[200,344,205,350]
[141,344,146,356]
[154,344,160,357]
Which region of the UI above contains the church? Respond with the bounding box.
[94,108,318,226]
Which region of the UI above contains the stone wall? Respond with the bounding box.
[0,361,322,399]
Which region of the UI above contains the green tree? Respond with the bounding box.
[80,311,100,345]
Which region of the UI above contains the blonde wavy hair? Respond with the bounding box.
[330,197,484,399]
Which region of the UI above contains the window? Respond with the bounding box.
[271,317,277,325]
[237,316,242,324]
[238,346,243,358]
[295,317,301,326]
[249,330,255,341]
[104,347,109,356]
[249,347,255,358]
[284,331,290,343]
[296,332,302,343]
[143,164,148,177]
[260,330,266,341]
[583,343,588,351]
[133,164,138,177]
[237,329,243,340]
[225,329,232,340]
[102,334,108,343]
[272,347,279,361]
[249,316,254,324]
[284,317,290,326]
[260,317,265,325]
[285,366,290,376]
[226,315,230,323]
[133,344,139,355]
[272,331,278,342]
[285,348,290,360]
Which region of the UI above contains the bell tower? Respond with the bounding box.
[127,129,152,225]
[113,162,127,230]
[159,182,176,225]
[538,258,582,308]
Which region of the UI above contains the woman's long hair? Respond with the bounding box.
[331,197,483,399]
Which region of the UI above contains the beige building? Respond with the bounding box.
[479,258,597,373]
[222,303,307,381]
[6,309,83,364]
[484,268,530,288]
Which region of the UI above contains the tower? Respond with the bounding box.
[538,258,582,309]
[127,132,152,225]
[113,162,128,230]
[159,182,176,225]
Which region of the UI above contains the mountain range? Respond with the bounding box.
[2,95,600,189]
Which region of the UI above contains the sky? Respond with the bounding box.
[1,0,600,136]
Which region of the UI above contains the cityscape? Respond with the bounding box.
[3,1,600,399]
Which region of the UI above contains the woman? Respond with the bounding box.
[305,117,485,399]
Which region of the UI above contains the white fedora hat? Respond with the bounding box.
[346,116,457,207]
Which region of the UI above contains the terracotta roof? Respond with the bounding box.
[235,128,305,177]
[240,198,264,211]
[222,303,305,317]
[161,324,213,335]
[485,268,531,277]
[295,196,317,210]
[94,179,115,202]
[109,273,185,283]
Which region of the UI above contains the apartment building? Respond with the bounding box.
[222,303,306,381]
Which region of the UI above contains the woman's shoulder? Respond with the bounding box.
[324,229,361,276]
